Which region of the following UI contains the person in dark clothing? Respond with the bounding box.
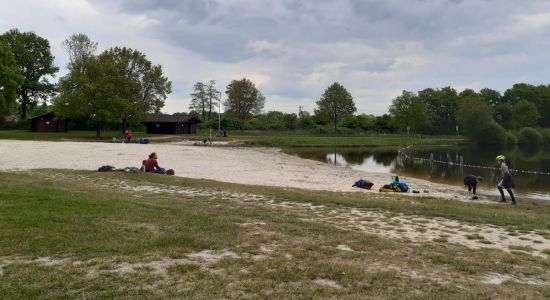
[463,175,483,199]
[496,155,516,205]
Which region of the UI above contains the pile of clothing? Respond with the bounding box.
[352,176,410,193]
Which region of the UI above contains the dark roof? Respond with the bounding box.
[28,112,56,120]
[143,115,202,123]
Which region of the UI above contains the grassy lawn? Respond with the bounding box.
[1,170,550,299]
[202,130,466,147]
[0,129,465,147]
[0,130,185,143]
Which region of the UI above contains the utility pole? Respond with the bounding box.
[218,91,222,133]
[298,105,303,118]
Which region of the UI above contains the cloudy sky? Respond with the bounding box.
[2,0,550,115]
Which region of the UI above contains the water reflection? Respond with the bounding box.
[284,145,550,201]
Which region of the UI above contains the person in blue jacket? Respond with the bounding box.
[464,175,483,200]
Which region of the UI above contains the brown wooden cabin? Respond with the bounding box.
[143,115,201,134]
[29,112,68,132]
[3,115,19,123]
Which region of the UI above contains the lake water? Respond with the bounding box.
[284,145,550,201]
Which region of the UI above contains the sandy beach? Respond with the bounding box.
[0,140,469,200]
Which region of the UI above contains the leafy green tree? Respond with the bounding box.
[418,87,458,134]
[0,42,23,117]
[503,83,550,127]
[315,82,357,131]
[373,114,396,133]
[55,47,171,137]
[493,103,513,129]
[298,111,314,129]
[0,29,59,119]
[62,33,98,67]
[457,98,507,144]
[224,78,265,130]
[479,88,502,109]
[389,90,430,133]
[512,99,540,129]
[102,47,171,130]
[54,56,122,137]
[283,113,298,130]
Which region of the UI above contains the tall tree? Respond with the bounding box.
[417,87,458,134]
[479,88,502,109]
[457,98,506,144]
[55,47,171,137]
[0,29,59,119]
[101,47,171,130]
[0,42,23,117]
[389,90,430,133]
[62,33,98,68]
[189,82,207,120]
[512,99,540,129]
[315,82,357,131]
[224,78,265,130]
[54,56,122,138]
[205,80,220,120]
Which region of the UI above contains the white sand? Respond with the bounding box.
[0,140,468,199]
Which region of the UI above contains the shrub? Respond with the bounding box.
[516,127,542,145]
[504,130,517,145]
[475,122,507,145]
[0,120,29,130]
[540,128,550,145]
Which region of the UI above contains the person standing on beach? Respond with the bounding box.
[128,129,133,143]
[463,175,483,200]
[496,155,516,205]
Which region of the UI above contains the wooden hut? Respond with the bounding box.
[143,115,201,134]
[3,115,19,123]
[29,112,68,132]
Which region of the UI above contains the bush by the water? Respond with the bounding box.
[475,123,508,145]
[504,130,517,145]
[516,127,542,145]
[540,128,550,144]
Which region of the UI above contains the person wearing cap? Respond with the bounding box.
[496,155,516,205]
[463,175,483,200]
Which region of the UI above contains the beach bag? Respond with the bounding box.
[166,169,175,176]
[98,165,116,172]
[352,179,374,190]
[379,184,395,192]
[392,182,409,193]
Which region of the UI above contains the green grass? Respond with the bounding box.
[215,130,465,147]
[0,130,167,142]
[1,170,550,299]
[0,129,465,147]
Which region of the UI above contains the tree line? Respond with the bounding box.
[1,28,549,144]
[388,85,550,144]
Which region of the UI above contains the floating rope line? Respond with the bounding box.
[398,146,550,176]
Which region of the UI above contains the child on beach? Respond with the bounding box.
[496,155,517,205]
[463,175,483,200]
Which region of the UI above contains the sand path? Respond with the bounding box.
[0,140,470,199]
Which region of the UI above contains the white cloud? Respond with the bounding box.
[3,0,550,116]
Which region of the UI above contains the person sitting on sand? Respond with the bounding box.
[144,152,166,174]
[463,175,483,200]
